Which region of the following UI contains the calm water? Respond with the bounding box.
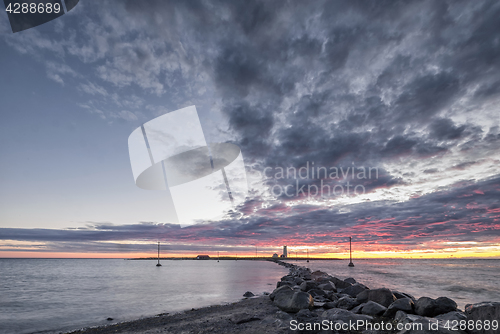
[294,258,500,310]
[0,259,287,334]
[1,259,499,334]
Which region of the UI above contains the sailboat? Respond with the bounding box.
[307,249,309,263]
[217,251,220,262]
[156,241,162,267]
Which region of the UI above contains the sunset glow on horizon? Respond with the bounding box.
[1,1,499,258]
[2,238,500,259]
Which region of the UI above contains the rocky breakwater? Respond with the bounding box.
[269,260,499,334]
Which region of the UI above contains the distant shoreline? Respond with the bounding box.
[1,257,498,260]
[126,257,343,261]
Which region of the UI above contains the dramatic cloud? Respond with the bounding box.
[1,0,499,256]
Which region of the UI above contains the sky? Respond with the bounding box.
[0,0,499,258]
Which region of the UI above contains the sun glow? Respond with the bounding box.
[1,243,499,259]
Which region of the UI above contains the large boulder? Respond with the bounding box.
[434,297,457,315]
[393,291,417,302]
[357,288,397,307]
[294,268,312,280]
[465,302,500,334]
[308,289,328,298]
[270,285,293,301]
[300,280,319,292]
[351,303,366,314]
[343,283,369,298]
[294,277,305,285]
[276,280,294,288]
[318,282,337,291]
[272,286,295,305]
[243,291,254,298]
[361,301,387,316]
[274,290,314,313]
[384,298,414,318]
[323,301,339,309]
[344,277,356,284]
[326,292,339,302]
[336,296,360,310]
[321,308,373,323]
[415,297,457,317]
[280,275,294,281]
[310,270,331,282]
[415,297,436,317]
[330,277,353,290]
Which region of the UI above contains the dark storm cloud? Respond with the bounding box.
[40,0,497,176]
[430,118,466,141]
[131,1,497,212]
[204,1,498,168]
[2,0,499,253]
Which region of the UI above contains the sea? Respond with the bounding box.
[0,258,499,334]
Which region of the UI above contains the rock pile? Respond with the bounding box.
[269,259,498,334]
